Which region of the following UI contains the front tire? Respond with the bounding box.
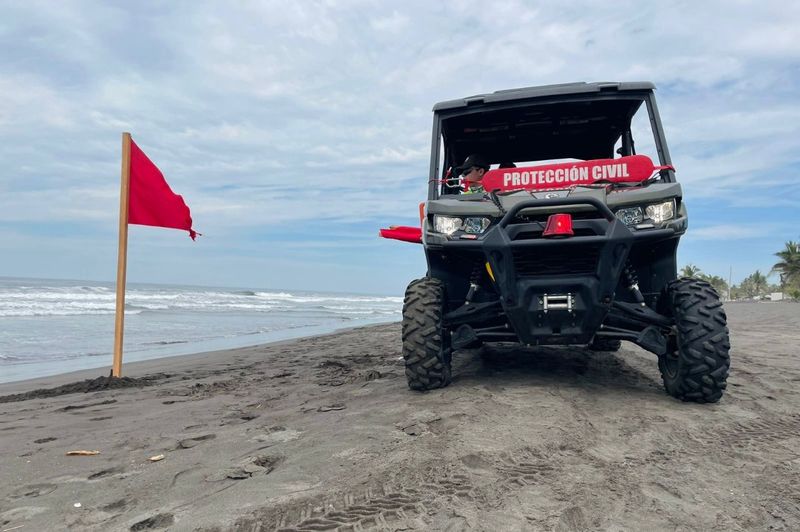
[659,278,731,403]
[401,278,452,391]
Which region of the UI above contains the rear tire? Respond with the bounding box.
[401,278,452,391]
[589,337,622,352]
[658,278,731,403]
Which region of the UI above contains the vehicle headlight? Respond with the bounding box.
[463,217,491,234]
[433,215,463,235]
[615,206,643,226]
[645,200,675,224]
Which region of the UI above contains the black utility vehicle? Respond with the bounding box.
[401,82,731,403]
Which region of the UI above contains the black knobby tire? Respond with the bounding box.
[658,278,731,403]
[401,278,452,391]
[589,337,622,352]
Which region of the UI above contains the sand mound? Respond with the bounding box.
[0,373,167,403]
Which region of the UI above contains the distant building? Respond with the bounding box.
[769,292,784,301]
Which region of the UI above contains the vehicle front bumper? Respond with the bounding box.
[429,197,685,345]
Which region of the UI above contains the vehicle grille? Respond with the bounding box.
[513,246,600,277]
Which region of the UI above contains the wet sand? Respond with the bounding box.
[0,303,798,531]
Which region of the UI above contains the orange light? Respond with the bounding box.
[543,213,574,238]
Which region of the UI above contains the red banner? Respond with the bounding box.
[481,155,671,192]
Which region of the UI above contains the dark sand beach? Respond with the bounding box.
[1,303,798,531]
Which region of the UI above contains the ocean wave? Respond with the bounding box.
[252,291,401,304]
[0,292,118,301]
[252,291,299,300]
[78,286,112,293]
[0,309,142,317]
[125,303,170,311]
[0,283,401,320]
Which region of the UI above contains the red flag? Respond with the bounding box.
[128,139,198,239]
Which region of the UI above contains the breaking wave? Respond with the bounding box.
[0,283,401,318]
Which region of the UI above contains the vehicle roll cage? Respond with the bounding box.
[427,90,675,200]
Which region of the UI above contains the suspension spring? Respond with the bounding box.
[624,261,646,305]
[465,260,483,303]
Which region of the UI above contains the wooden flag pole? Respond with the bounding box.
[112,132,132,377]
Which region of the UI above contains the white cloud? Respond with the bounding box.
[0,75,76,129]
[370,12,409,34]
[0,1,799,289]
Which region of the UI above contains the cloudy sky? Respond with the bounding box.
[1,1,798,294]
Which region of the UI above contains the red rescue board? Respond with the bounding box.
[481,155,671,192]
[379,226,422,244]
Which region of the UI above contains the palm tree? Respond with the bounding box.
[750,270,768,297]
[772,241,800,288]
[680,264,702,278]
[700,274,728,296]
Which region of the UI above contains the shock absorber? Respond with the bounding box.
[624,262,646,306]
[465,260,483,303]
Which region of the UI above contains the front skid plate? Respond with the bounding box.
[481,216,634,345]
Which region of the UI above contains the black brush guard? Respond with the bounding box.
[440,197,676,351]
